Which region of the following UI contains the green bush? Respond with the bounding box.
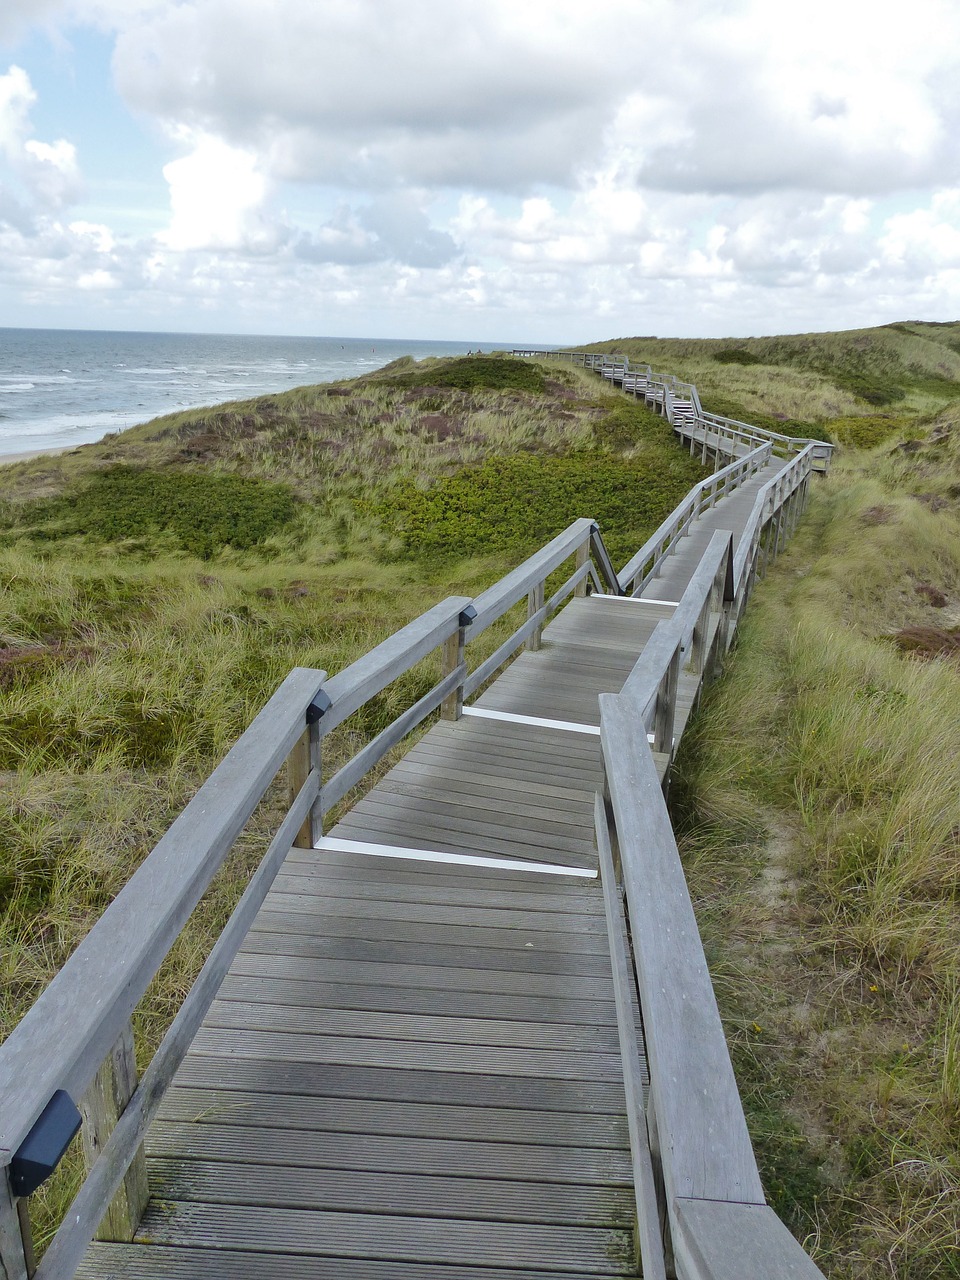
[375,450,703,566]
[379,356,547,394]
[7,467,297,559]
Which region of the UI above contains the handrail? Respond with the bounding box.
[0,664,327,1165]
[617,445,770,595]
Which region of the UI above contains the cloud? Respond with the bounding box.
[0,64,83,208]
[158,133,277,251]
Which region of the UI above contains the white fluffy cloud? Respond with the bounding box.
[2,1,960,337]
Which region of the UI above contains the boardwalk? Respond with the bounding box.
[2,353,829,1280]
[73,459,778,1278]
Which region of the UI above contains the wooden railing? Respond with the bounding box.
[512,347,834,473]
[0,521,620,1280]
[594,445,825,1280]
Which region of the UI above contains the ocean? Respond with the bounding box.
[0,328,518,457]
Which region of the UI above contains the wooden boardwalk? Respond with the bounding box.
[73,460,777,1280]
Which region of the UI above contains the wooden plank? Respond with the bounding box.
[286,848,597,890]
[248,910,611,957]
[145,1122,633,1185]
[599,693,765,1205]
[132,1201,635,1274]
[173,1056,629,1116]
[77,1242,635,1280]
[186,1027,625,1081]
[78,1021,149,1242]
[156,1087,629,1148]
[340,793,597,849]
[146,1157,634,1226]
[213,973,619,1026]
[0,665,326,1162]
[238,930,614,977]
[202,1001,622,1054]
[328,816,597,868]
[271,869,605,911]
[259,892,608,935]
[228,953,618,1003]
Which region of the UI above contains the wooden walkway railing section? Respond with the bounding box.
[0,366,828,1280]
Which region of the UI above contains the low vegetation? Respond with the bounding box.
[674,401,960,1277]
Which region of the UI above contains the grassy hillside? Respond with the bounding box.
[672,403,960,1276]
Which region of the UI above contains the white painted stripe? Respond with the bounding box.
[461,706,601,736]
[592,594,680,607]
[312,836,596,878]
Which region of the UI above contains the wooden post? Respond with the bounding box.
[1,1175,29,1280]
[690,597,711,676]
[441,618,467,721]
[525,581,545,651]
[286,716,320,847]
[653,649,680,755]
[79,1022,149,1242]
[574,538,590,598]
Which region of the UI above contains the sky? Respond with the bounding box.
[1,0,959,343]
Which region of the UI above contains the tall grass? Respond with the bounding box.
[674,411,960,1278]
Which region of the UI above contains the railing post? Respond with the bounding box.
[525,580,545,651]
[653,649,680,754]
[574,538,590,598]
[287,714,321,847]
[78,1021,149,1242]
[1,1177,29,1280]
[441,610,472,720]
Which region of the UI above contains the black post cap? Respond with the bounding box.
[459,605,478,627]
[306,689,333,725]
[11,1090,82,1197]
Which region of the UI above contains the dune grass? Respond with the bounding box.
[672,406,960,1278]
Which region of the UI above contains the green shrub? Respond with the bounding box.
[7,467,297,559]
[379,356,547,394]
[375,449,702,566]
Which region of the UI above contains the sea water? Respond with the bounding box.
[0,328,517,457]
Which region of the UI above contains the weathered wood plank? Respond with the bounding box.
[258,892,608,935]
[173,1056,629,1115]
[186,1027,625,1081]
[146,1156,634,1226]
[237,930,614,976]
[77,1243,635,1280]
[214,973,620,1029]
[156,1086,629,1148]
[227,953,618,1002]
[133,1201,634,1274]
[596,794,666,1280]
[248,910,611,957]
[145,1121,632,1185]
[202,1001,622,1054]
